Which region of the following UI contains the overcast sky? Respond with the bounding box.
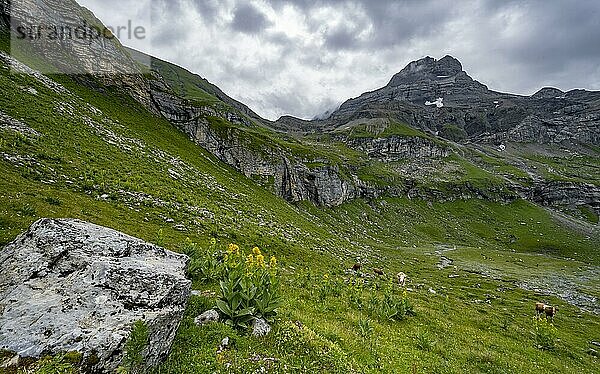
[78,0,600,120]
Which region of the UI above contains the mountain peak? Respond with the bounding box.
[387,55,464,87]
[532,87,564,99]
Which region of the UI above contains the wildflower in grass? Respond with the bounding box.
[270,255,277,268]
[256,254,265,268]
[210,237,217,246]
[323,274,329,281]
[246,254,254,265]
[252,246,261,256]
[227,243,239,254]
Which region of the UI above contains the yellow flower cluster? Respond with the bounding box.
[256,254,265,268]
[225,244,278,271]
[227,243,239,254]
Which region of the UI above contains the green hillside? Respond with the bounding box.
[0,30,599,374]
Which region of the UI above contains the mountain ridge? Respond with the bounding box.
[0,2,599,373]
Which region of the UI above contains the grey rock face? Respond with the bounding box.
[320,55,600,146]
[152,85,360,207]
[194,309,219,326]
[530,181,600,216]
[0,0,155,112]
[252,318,271,337]
[345,136,449,161]
[0,218,191,372]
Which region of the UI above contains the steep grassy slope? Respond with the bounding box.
[1,34,599,374]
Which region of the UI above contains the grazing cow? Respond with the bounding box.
[535,302,545,317]
[544,305,558,321]
[352,263,362,272]
[397,272,407,287]
[373,268,384,276]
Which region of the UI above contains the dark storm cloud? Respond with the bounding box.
[80,0,600,119]
[323,24,360,50]
[230,3,271,34]
[190,0,219,21]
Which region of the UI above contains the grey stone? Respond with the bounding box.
[252,318,271,337]
[0,218,191,373]
[0,355,19,368]
[194,310,220,325]
[217,337,230,353]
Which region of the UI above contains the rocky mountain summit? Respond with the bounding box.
[125,51,600,211]
[286,55,600,146]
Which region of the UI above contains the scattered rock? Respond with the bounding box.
[0,218,191,372]
[429,288,437,294]
[592,341,600,348]
[194,310,220,326]
[0,354,19,368]
[437,256,453,269]
[252,318,272,337]
[217,337,230,353]
[587,348,598,357]
[448,274,460,278]
[191,290,216,297]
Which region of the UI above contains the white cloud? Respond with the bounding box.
[77,0,600,121]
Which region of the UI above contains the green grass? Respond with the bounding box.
[472,151,533,182]
[344,120,433,140]
[577,205,599,224]
[524,153,600,186]
[1,35,599,374]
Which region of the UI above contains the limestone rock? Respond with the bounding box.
[0,218,191,373]
[252,318,271,337]
[0,354,19,368]
[194,310,220,325]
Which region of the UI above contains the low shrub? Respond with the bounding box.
[533,317,558,350]
[367,281,415,322]
[183,238,223,283]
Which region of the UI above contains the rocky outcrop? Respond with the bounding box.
[483,112,600,145]
[345,135,450,161]
[0,218,191,372]
[528,181,600,215]
[1,0,155,111]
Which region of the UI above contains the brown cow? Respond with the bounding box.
[373,268,384,276]
[352,263,362,271]
[535,302,545,317]
[544,305,558,321]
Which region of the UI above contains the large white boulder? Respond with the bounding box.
[0,218,191,372]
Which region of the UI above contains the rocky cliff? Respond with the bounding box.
[1,0,155,110]
[1,1,596,213]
